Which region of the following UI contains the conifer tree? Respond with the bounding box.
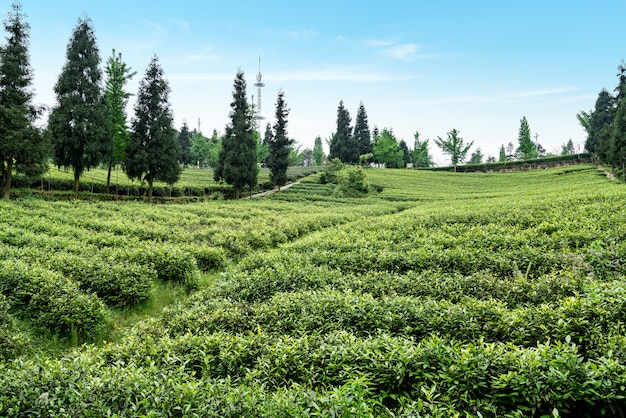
[103,49,135,194]
[177,121,193,167]
[215,69,257,198]
[48,17,109,196]
[268,90,293,187]
[498,145,507,162]
[124,56,181,200]
[0,2,47,199]
[585,89,615,155]
[610,62,626,173]
[516,116,537,160]
[329,100,358,163]
[354,102,371,156]
[313,136,325,165]
[411,131,433,168]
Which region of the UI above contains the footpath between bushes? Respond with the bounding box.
[248,182,300,199]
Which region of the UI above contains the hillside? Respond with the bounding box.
[1,165,625,416]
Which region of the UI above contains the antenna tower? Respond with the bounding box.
[254,56,265,130]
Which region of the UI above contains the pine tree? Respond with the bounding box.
[177,121,193,167]
[48,16,109,196]
[353,102,371,156]
[398,140,410,167]
[313,136,325,165]
[609,62,626,174]
[585,89,615,155]
[0,2,48,199]
[215,69,257,198]
[268,90,293,188]
[434,129,473,171]
[124,56,181,200]
[498,145,507,162]
[469,148,484,164]
[104,49,135,194]
[329,100,358,163]
[516,116,537,160]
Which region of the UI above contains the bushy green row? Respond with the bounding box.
[0,260,110,342]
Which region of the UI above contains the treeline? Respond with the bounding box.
[578,61,626,178]
[0,3,300,200]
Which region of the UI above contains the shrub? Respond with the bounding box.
[333,165,369,198]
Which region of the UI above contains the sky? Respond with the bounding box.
[4,0,626,165]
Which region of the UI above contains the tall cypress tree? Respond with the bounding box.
[516,116,536,160]
[215,69,257,198]
[48,16,109,196]
[329,100,358,163]
[177,121,193,167]
[0,2,47,199]
[104,49,135,194]
[268,90,293,188]
[125,56,181,200]
[609,63,626,173]
[585,89,615,155]
[353,101,371,156]
[313,136,325,165]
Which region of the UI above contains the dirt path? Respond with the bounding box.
[248,182,300,199]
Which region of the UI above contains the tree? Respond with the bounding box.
[268,90,293,187]
[177,121,193,167]
[353,102,371,156]
[498,145,507,162]
[469,148,484,164]
[372,128,404,168]
[103,49,135,193]
[516,116,537,160]
[412,132,433,168]
[214,69,257,198]
[313,136,325,165]
[124,56,181,200]
[329,100,358,163]
[48,16,109,196]
[257,122,271,166]
[585,89,615,155]
[506,142,515,161]
[609,62,626,173]
[0,2,48,199]
[434,129,473,171]
[561,139,576,155]
[190,131,209,167]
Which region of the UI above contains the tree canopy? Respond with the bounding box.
[434,129,473,171]
[268,90,292,187]
[329,100,358,164]
[124,56,181,200]
[372,128,404,168]
[48,16,109,196]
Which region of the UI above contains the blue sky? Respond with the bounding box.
[6,0,626,164]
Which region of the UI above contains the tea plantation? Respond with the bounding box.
[1,164,625,417]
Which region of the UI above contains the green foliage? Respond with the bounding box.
[313,136,325,165]
[268,90,292,187]
[0,2,48,199]
[176,121,193,166]
[333,165,369,198]
[469,147,484,164]
[329,100,358,163]
[48,16,109,196]
[319,157,344,184]
[517,116,537,160]
[434,129,473,171]
[124,56,181,200]
[353,101,372,156]
[412,131,433,168]
[372,128,404,168]
[0,293,29,360]
[103,48,135,193]
[215,70,258,198]
[499,144,507,162]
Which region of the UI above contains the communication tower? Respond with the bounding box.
[254,57,265,130]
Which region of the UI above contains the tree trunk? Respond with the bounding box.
[234,187,240,199]
[106,161,113,194]
[147,174,154,202]
[3,158,13,199]
[73,170,80,198]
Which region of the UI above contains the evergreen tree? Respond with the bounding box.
[561,139,576,155]
[516,116,537,160]
[0,2,47,199]
[585,89,615,155]
[268,90,293,187]
[215,69,257,198]
[610,62,626,173]
[257,122,271,165]
[124,56,181,200]
[177,121,193,167]
[434,129,473,171]
[313,136,325,165]
[398,139,410,167]
[412,132,433,168]
[103,49,135,194]
[498,145,507,162]
[48,16,109,196]
[329,100,358,163]
[469,148,484,164]
[190,131,209,167]
[353,101,371,156]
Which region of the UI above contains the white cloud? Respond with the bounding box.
[366,39,395,48]
[384,43,420,61]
